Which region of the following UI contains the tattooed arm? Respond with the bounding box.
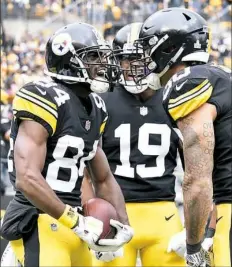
[177,103,217,245]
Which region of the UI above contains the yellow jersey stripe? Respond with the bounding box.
[17,91,58,118]
[168,82,211,109]
[13,96,57,135]
[169,79,209,104]
[169,85,213,121]
[20,88,57,110]
[100,121,107,134]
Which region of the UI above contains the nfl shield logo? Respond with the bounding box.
[140,106,148,116]
[85,120,91,131]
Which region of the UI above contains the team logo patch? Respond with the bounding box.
[52,33,72,56]
[85,120,91,131]
[140,106,148,116]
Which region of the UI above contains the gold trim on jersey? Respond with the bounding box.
[100,116,108,134]
[20,88,57,110]
[169,79,209,105]
[16,91,58,117]
[169,85,213,121]
[13,95,57,135]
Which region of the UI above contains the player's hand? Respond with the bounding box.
[72,208,104,249]
[186,247,211,267]
[167,229,186,258]
[58,205,104,250]
[97,219,134,252]
[92,248,123,262]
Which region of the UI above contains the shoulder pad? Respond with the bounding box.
[163,66,213,121]
[13,80,59,136]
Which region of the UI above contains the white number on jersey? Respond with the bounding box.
[115,123,171,178]
[213,64,231,73]
[53,88,70,107]
[8,135,98,193]
[163,67,191,101]
[46,135,98,192]
[92,93,107,113]
[33,80,70,106]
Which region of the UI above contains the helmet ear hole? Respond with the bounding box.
[163,45,177,54]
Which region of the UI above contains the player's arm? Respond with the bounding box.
[14,120,66,219]
[15,120,112,251]
[81,169,95,206]
[177,103,216,248]
[86,146,129,225]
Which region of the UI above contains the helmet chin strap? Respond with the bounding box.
[147,73,161,90]
[120,73,148,94]
[90,77,109,93]
[124,81,148,94]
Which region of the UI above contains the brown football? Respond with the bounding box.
[82,198,118,239]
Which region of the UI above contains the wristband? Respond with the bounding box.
[186,241,202,255]
[58,205,79,228]
[205,228,215,238]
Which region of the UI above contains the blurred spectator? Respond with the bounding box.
[0,104,12,193]
[102,0,231,67]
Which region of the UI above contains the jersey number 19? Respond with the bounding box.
[115,123,171,178]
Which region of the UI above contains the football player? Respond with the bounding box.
[0,23,133,267]
[82,22,186,267]
[138,8,232,267]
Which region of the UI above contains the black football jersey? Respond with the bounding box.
[100,84,182,202]
[163,63,232,204]
[9,79,108,207]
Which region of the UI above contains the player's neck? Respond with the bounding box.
[67,83,91,98]
[134,88,155,102]
[160,64,186,86]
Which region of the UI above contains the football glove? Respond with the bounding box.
[58,205,104,250]
[92,247,123,262]
[186,247,211,267]
[1,243,19,267]
[72,213,105,251]
[97,219,134,252]
[167,229,186,258]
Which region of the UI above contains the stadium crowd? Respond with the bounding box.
[1,0,231,194]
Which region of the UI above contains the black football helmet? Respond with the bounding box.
[137,8,210,77]
[45,22,118,93]
[112,23,160,93]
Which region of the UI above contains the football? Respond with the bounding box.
[82,198,118,239]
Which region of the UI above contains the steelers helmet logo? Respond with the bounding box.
[52,33,72,56]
